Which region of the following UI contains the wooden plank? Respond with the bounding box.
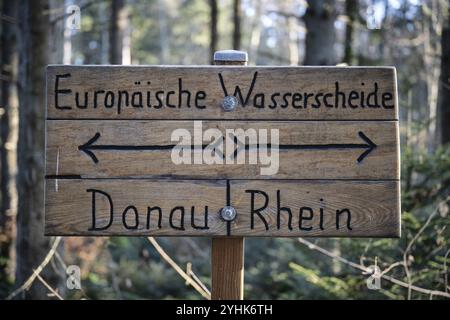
[44,179,227,236]
[229,180,401,237]
[44,179,400,237]
[45,120,399,179]
[46,66,398,120]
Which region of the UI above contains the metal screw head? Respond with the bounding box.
[220,206,237,222]
[222,95,238,112]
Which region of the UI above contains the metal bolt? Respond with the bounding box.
[220,206,237,222]
[222,95,238,112]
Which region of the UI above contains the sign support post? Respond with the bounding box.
[211,50,247,300]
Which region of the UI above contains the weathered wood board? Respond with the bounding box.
[45,179,227,236]
[229,180,400,237]
[45,65,400,237]
[45,120,398,179]
[45,179,399,237]
[47,66,398,120]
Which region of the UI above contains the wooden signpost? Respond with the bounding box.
[44,50,400,299]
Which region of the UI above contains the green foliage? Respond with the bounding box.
[2,0,449,301]
[289,262,350,299]
[0,256,13,299]
[131,0,211,64]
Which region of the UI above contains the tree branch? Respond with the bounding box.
[147,237,211,300]
[297,238,450,299]
[33,269,64,300]
[7,237,62,300]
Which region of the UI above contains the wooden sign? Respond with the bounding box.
[45,66,400,237]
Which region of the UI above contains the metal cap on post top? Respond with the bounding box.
[214,50,248,65]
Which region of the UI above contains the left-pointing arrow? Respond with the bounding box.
[78,132,177,164]
[78,132,224,164]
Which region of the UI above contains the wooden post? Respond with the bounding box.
[211,50,247,300]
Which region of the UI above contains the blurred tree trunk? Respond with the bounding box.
[100,1,110,64]
[248,0,262,63]
[109,0,128,64]
[122,6,131,65]
[277,0,298,65]
[15,0,63,299]
[303,0,337,65]
[1,0,18,284]
[287,17,299,65]
[233,0,241,50]
[157,0,169,63]
[285,1,299,65]
[209,0,218,63]
[437,4,450,145]
[48,0,64,63]
[343,0,357,65]
[63,0,74,64]
[422,1,440,152]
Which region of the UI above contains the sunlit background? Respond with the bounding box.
[0,0,449,300]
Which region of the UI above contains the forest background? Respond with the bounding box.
[0,0,449,300]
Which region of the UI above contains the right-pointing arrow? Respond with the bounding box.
[355,131,377,163]
[230,131,377,163]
